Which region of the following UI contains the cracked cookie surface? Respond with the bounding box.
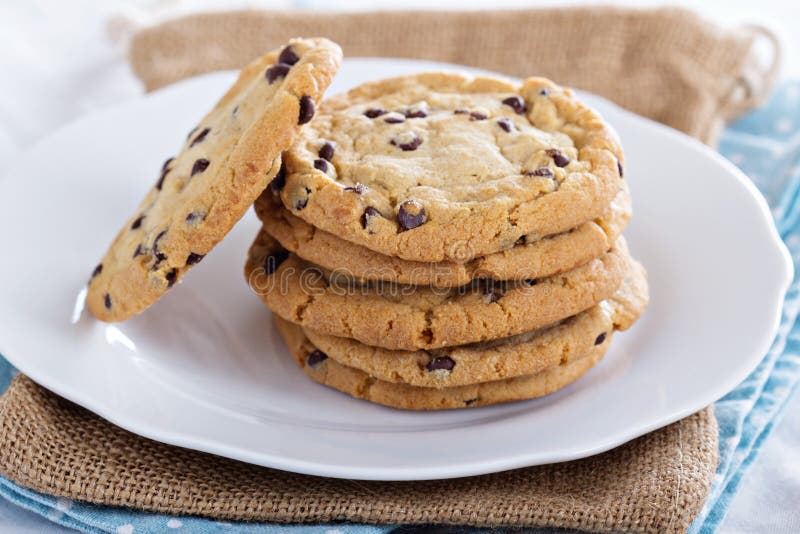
[299,260,646,388]
[276,316,609,410]
[276,72,624,262]
[87,38,342,321]
[255,183,631,285]
[245,231,630,350]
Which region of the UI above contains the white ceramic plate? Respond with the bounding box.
[0,59,792,481]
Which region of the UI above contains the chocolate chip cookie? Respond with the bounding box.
[255,184,631,285]
[298,259,646,387]
[275,72,624,262]
[245,231,630,350]
[275,316,609,410]
[87,38,342,321]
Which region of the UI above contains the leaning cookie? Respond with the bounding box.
[255,183,631,285]
[300,260,647,388]
[274,72,624,262]
[245,231,630,351]
[276,316,608,410]
[87,37,342,321]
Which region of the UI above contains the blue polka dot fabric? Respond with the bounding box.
[1,81,799,534]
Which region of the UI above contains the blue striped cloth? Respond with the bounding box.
[1,81,798,534]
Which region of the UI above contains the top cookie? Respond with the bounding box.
[87,38,342,321]
[276,72,624,262]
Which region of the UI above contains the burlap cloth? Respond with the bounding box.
[0,6,781,533]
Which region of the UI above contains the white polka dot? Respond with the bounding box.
[775,118,793,133]
[116,526,134,534]
[46,509,64,521]
[55,498,73,512]
[167,519,183,529]
[325,530,345,534]
[729,153,745,165]
[215,522,232,527]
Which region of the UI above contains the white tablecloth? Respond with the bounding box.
[1,1,798,532]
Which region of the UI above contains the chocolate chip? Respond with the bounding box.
[404,108,427,119]
[264,249,289,275]
[318,142,335,161]
[595,332,607,345]
[189,127,210,147]
[166,269,178,288]
[383,112,406,124]
[185,212,205,224]
[523,279,537,286]
[426,356,455,372]
[298,96,315,124]
[546,149,569,168]
[133,244,145,258]
[344,183,367,194]
[502,96,526,114]
[482,281,504,303]
[269,161,286,193]
[231,105,239,117]
[397,199,427,230]
[453,109,470,115]
[464,398,478,406]
[153,230,168,262]
[313,159,328,172]
[617,159,624,177]
[91,264,103,278]
[361,206,381,231]
[483,289,502,303]
[294,187,311,210]
[104,293,112,310]
[278,45,299,66]
[525,167,553,177]
[515,235,527,246]
[469,111,487,121]
[307,349,328,367]
[538,87,551,97]
[497,118,513,133]
[186,253,204,265]
[191,158,210,176]
[390,134,423,152]
[266,63,291,84]
[130,215,144,230]
[156,157,174,190]
[364,108,387,118]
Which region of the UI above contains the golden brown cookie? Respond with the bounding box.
[245,231,630,350]
[300,260,647,387]
[274,72,624,262]
[255,184,631,285]
[87,38,342,321]
[275,316,609,410]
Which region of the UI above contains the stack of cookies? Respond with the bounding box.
[245,72,649,410]
[86,35,647,410]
